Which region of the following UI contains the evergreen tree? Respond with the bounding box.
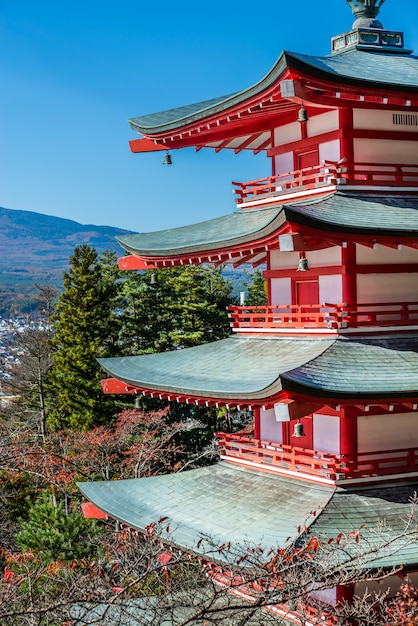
[244,269,267,306]
[117,265,233,355]
[47,245,117,430]
[15,491,97,562]
[166,264,232,348]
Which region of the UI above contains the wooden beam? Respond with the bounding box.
[118,256,157,271]
[129,137,169,153]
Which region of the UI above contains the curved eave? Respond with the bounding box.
[99,334,418,403]
[117,194,418,266]
[128,52,290,135]
[116,206,284,259]
[78,464,333,556]
[128,49,418,138]
[99,336,333,402]
[283,334,418,399]
[78,463,418,568]
[289,49,418,94]
[286,193,418,238]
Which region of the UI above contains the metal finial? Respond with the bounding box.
[346,0,385,28]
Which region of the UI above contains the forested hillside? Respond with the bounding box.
[0,206,132,315]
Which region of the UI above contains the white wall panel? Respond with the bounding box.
[308,110,339,136]
[270,250,299,270]
[319,275,343,305]
[356,244,418,265]
[357,273,418,303]
[313,414,340,454]
[260,407,283,443]
[307,246,341,268]
[354,138,418,164]
[270,278,292,306]
[319,139,340,163]
[358,413,418,452]
[274,152,294,176]
[353,108,414,131]
[274,122,301,146]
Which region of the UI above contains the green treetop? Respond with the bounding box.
[47,244,118,430]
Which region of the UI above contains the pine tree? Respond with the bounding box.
[117,265,233,355]
[47,244,117,430]
[244,269,268,306]
[15,491,97,562]
[166,264,232,349]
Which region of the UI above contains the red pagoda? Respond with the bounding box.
[80,0,418,614]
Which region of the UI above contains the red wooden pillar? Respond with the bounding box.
[336,583,355,604]
[339,107,354,164]
[342,242,356,307]
[266,251,272,306]
[340,406,357,472]
[253,407,261,440]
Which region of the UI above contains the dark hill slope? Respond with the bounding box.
[0,206,132,314]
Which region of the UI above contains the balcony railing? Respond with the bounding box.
[227,302,418,331]
[232,162,418,204]
[216,433,418,482]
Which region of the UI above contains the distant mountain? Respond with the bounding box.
[0,206,133,315]
[0,206,258,316]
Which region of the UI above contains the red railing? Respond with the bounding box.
[227,302,418,331]
[216,433,418,482]
[232,162,418,204]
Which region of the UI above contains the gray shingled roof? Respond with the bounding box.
[311,481,418,568]
[99,334,418,401]
[116,194,418,258]
[117,205,283,257]
[128,93,238,133]
[98,336,332,400]
[128,49,418,135]
[290,49,418,91]
[78,463,418,568]
[283,335,418,398]
[288,193,418,236]
[79,463,333,551]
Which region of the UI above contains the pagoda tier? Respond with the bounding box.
[78,463,418,610]
[100,333,418,486]
[117,192,418,270]
[82,2,418,614]
[128,50,418,156]
[79,463,418,570]
[100,334,418,405]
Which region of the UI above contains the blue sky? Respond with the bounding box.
[1,0,417,232]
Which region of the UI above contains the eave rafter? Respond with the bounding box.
[284,72,418,111]
[101,377,256,410]
[118,222,418,272]
[102,377,418,416]
[129,67,305,154]
[130,67,418,155]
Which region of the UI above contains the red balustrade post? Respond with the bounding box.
[341,242,356,316]
[340,406,357,477]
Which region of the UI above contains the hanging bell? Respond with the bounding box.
[163,151,172,165]
[293,420,306,438]
[297,255,309,271]
[297,104,309,123]
[134,396,141,409]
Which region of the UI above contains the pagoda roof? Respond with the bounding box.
[129,49,418,137]
[117,205,283,258]
[78,463,418,568]
[99,333,418,403]
[289,49,418,92]
[117,194,418,263]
